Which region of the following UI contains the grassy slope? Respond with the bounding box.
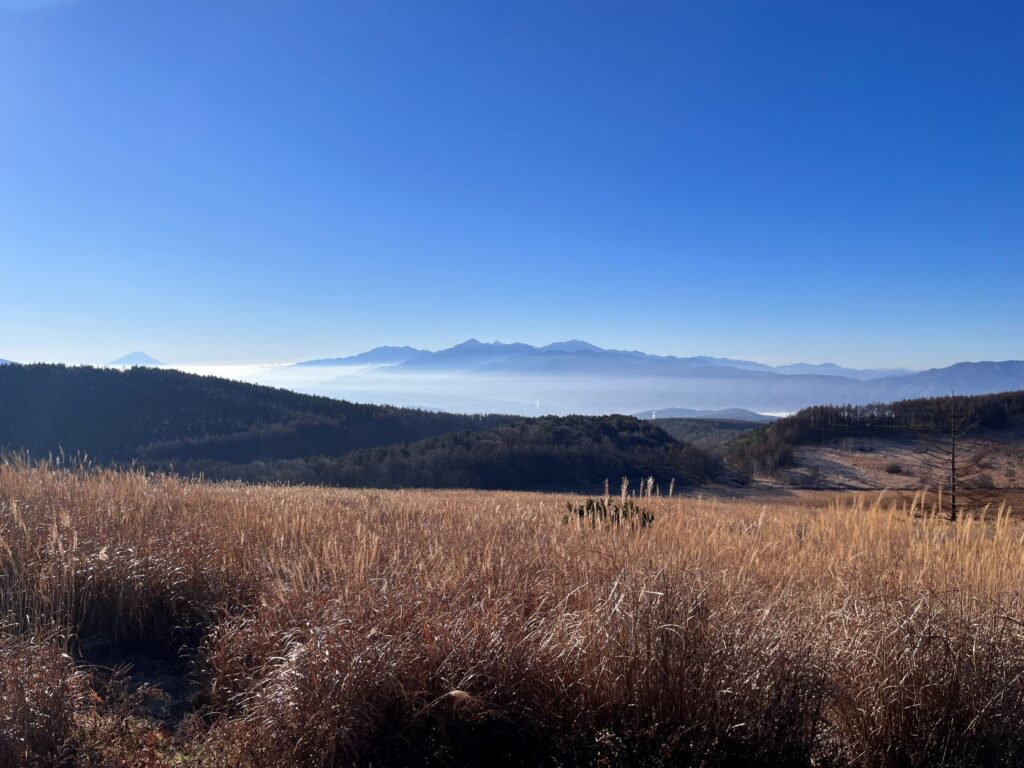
[3,463,1024,766]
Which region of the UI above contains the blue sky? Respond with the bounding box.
[1,0,1021,368]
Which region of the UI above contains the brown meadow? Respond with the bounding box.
[3,459,1024,766]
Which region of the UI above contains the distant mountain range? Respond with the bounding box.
[293,340,1024,414]
[296,346,427,366]
[296,339,914,380]
[770,362,913,380]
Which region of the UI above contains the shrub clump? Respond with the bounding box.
[564,497,655,529]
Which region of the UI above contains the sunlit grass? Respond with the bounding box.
[2,459,1023,765]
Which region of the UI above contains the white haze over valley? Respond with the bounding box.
[171,363,701,416]
[161,344,1024,418]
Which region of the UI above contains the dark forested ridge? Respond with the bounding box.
[728,391,1024,474]
[182,415,721,492]
[652,417,764,452]
[0,364,721,491]
[0,364,514,463]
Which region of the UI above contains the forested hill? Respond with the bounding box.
[728,390,1024,475]
[0,365,722,492]
[0,364,514,463]
[179,415,722,492]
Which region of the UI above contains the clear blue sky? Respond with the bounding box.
[2,0,1021,368]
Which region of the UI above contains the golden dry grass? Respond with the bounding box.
[2,459,1024,766]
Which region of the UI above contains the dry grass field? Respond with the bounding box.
[3,459,1024,766]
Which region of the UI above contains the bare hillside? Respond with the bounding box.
[774,415,1024,491]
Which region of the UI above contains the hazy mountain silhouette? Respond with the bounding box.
[297,346,427,366]
[395,339,538,371]
[109,351,163,367]
[860,361,1024,401]
[298,340,910,379]
[773,362,913,380]
[540,339,604,353]
[291,340,1024,414]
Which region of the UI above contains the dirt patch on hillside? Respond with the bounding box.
[776,423,1024,492]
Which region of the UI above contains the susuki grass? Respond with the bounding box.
[2,458,1024,765]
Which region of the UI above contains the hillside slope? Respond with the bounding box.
[727,390,1024,491]
[774,423,1024,491]
[0,364,514,463]
[652,417,764,452]
[189,415,722,492]
[0,365,720,492]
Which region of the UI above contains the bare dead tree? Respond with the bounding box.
[917,396,984,521]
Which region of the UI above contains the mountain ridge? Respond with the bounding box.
[297,346,427,366]
[287,340,1024,414]
[294,340,916,379]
